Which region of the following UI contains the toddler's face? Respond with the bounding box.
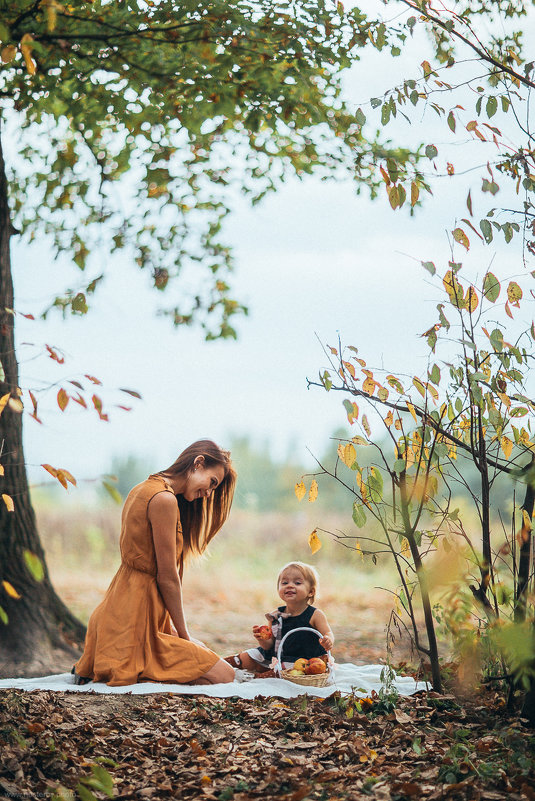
[278,567,312,605]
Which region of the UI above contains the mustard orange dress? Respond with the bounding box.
[74,475,220,686]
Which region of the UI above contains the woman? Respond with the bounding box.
[73,440,237,686]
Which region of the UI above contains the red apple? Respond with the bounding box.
[304,657,326,675]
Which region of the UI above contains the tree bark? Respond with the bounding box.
[0,122,86,678]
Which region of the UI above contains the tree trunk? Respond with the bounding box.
[0,123,86,678]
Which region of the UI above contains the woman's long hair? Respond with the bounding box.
[159,440,236,561]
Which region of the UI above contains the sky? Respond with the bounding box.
[9,3,534,493]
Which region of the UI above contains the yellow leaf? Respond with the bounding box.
[406,402,418,424]
[362,377,375,395]
[384,410,394,427]
[294,481,306,501]
[355,541,364,561]
[377,386,389,402]
[8,397,23,413]
[464,286,479,313]
[507,281,523,307]
[338,442,356,468]
[21,33,36,75]
[501,436,513,460]
[42,463,58,478]
[2,581,21,600]
[308,479,318,503]
[452,227,470,251]
[362,415,371,437]
[522,509,532,532]
[308,529,322,555]
[410,181,419,207]
[57,388,69,411]
[443,269,465,307]
[0,393,10,416]
[0,464,3,476]
[2,493,14,512]
[400,537,410,557]
[448,445,457,460]
[394,418,402,430]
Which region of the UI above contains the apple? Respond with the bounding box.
[287,669,304,677]
[304,657,326,675]
[292,658,308,674]
[254,625,272,639]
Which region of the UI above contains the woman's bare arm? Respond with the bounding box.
[149,492,190,640]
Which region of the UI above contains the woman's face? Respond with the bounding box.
[183,461,226,502]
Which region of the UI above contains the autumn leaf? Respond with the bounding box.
[308,529,322,554]
[362,377,375,395]
[464,286,479,313]
[452,227,470,250]
[308,479,318,503]
[294,481,306,501]
[57,388,69,411]
[500,436,513,460]
[21,34,37,74]
[338,442,356,468]
[2,580,21,600]
[406,402,418,424]
[384,410,394,427]
[2,493,14,512]
[507,281,522,307]
[362,415,371,437]
[0,392,10,417]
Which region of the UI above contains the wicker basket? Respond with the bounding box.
[276,626,333,687]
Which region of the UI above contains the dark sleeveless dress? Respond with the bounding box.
[261,604,327,664]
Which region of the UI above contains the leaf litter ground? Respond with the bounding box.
[1,683,534,801]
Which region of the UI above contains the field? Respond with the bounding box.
[35,495,416,670]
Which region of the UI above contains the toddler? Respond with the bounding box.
[225,561,334,674]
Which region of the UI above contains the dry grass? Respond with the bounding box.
[35,497,416,666]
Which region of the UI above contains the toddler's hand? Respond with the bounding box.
[252,624,273,643]
[319,634,333,650]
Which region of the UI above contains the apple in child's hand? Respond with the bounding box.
[292,658,308,674]
[304,658,326,675]
[253,625,272,639]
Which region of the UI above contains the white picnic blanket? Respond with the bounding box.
[0,663,425,699]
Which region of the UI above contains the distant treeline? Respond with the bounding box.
[105,432,517,518]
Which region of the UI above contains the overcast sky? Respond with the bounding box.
[10,3,533,492]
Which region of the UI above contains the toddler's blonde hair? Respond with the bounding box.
[277,561,320,604]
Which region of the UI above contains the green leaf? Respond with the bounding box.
[369,467,383,502]
[421,261,435,275]
[393,459,406,474]
[23,550,44,582]
[76,784,98,801]
[486,95,498,118]
[0,605,8,625]
[425,144,438,159]
[352,502,366,528]
[447,111,456,132]
[355,108,366,126]
[119,388,142,399]
[428,364,441,385]
[482,272,500,302]
[480,219,493,243]
[71,293,88,314]
[102,481,122,505]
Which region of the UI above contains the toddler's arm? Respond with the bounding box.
[310,608,334,651]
